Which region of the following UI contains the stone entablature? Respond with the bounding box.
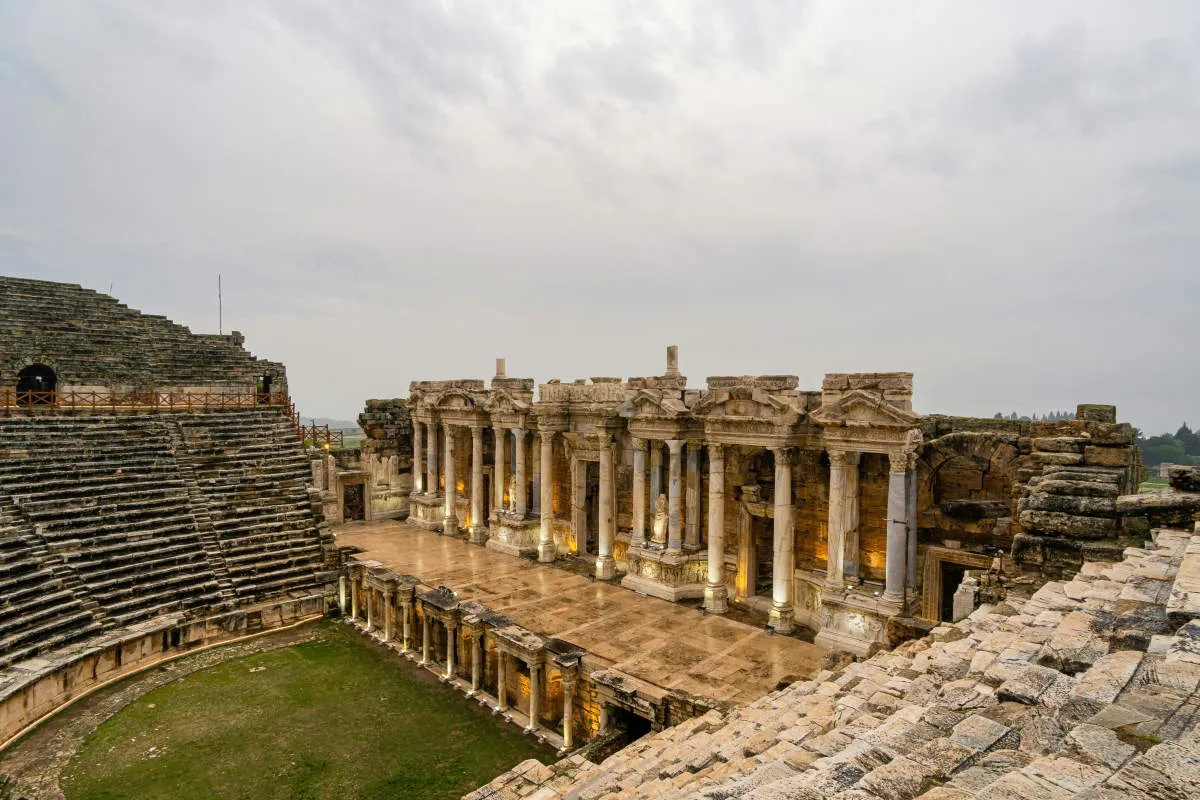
[397,349,1141,656]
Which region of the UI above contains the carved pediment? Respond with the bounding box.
[810,389,920,429]
[693,387,803,425]
[430,388,478,410]
[484,389,531,414]
[618,390,689,420]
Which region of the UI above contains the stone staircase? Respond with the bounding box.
[504,525,1200,800]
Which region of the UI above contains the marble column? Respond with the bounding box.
[704,443,728,613]
[826,450,849,588]
[884,452,910,604]
[494,425,508,514]
[685,441,701,550]
[526,660,541,732]
[420,610,431,665]
[513,428,528,518]
[497,651,509,711]
[843,453,861,579]
[596,437,616,580]
[401,599,412,652]
[426,422,438,496]
[630,437,647,547]
[338,574,347,613]
[412,421,425,494]
[469,632,483,696]
[445,623,457,680]
[906,454,919,589]
[531,433,541,516]
[469,426,486,544]
[350,575,359,620]
[769,447,795,633]
[365,588,374,631]
[561,672,577,750]
[383,592,394,642]
[443,426,459,535]
[539,431,556,563]
[666,439,684,552]
[649,441,663,509]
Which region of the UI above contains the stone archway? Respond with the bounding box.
[16,363,57,405]
[918,432,1020,546]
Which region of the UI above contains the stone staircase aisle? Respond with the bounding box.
[488,524,1200,800]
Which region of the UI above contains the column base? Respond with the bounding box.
[703,582,728,614]
[768,603,794,634]
[443,515,460,536]
[538,541,557,563]
[467,525,488,545]
[595,555,615,580]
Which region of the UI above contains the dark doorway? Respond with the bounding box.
[256,375,273,404]
[584,461,599,555]
[940,561,967,622]
[16,364,56,405]
[753,517,774,598]
[609,705,653,740]
[343,483,365,521]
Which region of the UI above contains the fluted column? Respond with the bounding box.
[666,439,684,552]
[494,425,508,515]
[445,622,457,679]
[538,431,556,563]
[513,428,528,518]
[401,598,412,652]
[906,453,919,589]
[443,426,459,535]
[685,441,701,550]
[526,660,542,732]
[468,632,483,696]
[426,422,438,497]
[561,672,577,750]
[497,651,509,711]
[412,421,425,494]
[469,426,486,544]
[420,610,431,665]
[704,443,728,613]
[769,447,795,633]
[630,437,647,547]
[596,436,616,580]
[885,452,910,604]
[826,450,848,588]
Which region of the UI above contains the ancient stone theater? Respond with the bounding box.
[5,275,1200,800]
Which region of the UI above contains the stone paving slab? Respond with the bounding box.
[334,520,827,705]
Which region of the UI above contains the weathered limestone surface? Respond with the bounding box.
[490,525,1200,800]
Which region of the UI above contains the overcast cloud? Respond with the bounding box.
[1,1,1197,432]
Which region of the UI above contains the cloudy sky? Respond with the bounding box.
[2,1,1197,432]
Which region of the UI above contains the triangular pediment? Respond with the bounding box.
[693,387,802,424]
[810,389,920,428]
[618,390,688,419]
[484,389,530,414]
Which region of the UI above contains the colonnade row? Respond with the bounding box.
[411,420,920,631]
[341,568,584,750]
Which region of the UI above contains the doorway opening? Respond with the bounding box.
[753,516,773,598]
[940,561,967,622]
[343,483,365,521]
[584,461,599,555]
[16,364,56,405]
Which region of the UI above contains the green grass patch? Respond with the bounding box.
[62,623,552,800]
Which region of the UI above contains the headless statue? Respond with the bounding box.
[651,493,668,546]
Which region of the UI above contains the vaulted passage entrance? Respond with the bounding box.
[16,364,56,405]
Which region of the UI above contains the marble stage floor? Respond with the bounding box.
[334,520,828,706]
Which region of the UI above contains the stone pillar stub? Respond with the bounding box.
[494,425,508,514]
[469,426,486,544]
[443,425,459,535]
[684,441,701,550]
[513,428,528,518]
[412,421,425,494]
[884,452,909,604]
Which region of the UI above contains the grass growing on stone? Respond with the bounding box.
[61,622,553,800]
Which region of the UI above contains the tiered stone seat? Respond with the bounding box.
[0,499,102,668]
[0,416,221,629]
[178,410,332,601]
[535,525,1200,800]
[0,277,272,388]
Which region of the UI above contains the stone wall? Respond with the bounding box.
[0,276,287,396]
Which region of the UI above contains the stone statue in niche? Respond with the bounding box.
[650,493,668,547]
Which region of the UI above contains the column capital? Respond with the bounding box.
[630,436,646,450]
[686,438,704,450]
[665,438,684,454]
[888,451,909,473]
[512,426,526,437]
[539,429,556,443]
[770,446,795,466]
[707,442,724,458]
[827,449,848,468]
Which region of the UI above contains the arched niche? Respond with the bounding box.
[16,363,57,406]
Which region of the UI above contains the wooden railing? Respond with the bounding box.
[298,422,344,449]
[0,389,291,410]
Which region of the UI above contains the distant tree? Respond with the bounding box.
[1176,423,1200,456]
[994,412,1004,419]
[1142,434,1189,468]
[1009,412,1018,420]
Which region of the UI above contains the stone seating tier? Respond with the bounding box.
[508,524,1200,800]
[0,410,331,667]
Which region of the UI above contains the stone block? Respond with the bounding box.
[1019,510,1117,539]
[1168,466,1200,494]
[1020,493,1117,517]
[1076,405,1118,424]
[1083,446,1132,468]
[1033,437,1090,454]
